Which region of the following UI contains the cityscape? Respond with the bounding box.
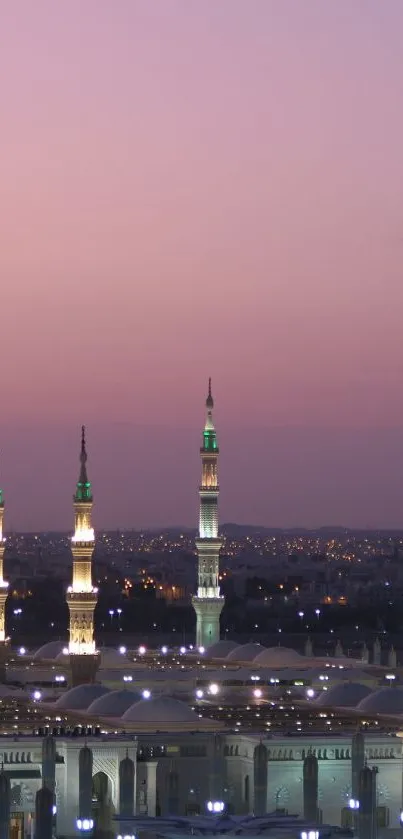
[2,3,403,839]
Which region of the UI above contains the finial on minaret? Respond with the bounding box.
[206,377,214,410]
[75,425,92,502]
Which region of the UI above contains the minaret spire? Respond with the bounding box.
[191,382,224,649]
[67,427,99,685]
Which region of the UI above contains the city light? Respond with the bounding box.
[62,647,69,655]
[306,688,315,698]
[123,675,133,682]
[117,835,135,839]
[349,798,359,810]
[300,832,319,839]
[54,675,65,683]
[142,689,151,699]
[253,688,263,699]
[180,646,186,654]
[195,689,204,699]
[208,683,219,696]
[198,646,205,654]
[161,646,168,654]
[207,801,225,813]
[19,647,26,655]
[52,805,57,815]
[76,818,94,831]
[33,690,42,700]
[138,646,146,656]
[119,646,127,655]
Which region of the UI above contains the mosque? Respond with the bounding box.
[0,385,402,838]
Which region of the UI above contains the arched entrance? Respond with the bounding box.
[92,772,114,839]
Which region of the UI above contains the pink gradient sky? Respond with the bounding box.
[1,1,403,530]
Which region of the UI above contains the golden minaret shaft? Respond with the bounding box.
[0,485,9,645]
[192,380,224,649]
[67,427,98,666]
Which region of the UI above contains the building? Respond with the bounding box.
[192,381,224,649]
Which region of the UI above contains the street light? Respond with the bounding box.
[207,801,224,813]
[349,798,359,810]
[76,819,94,831]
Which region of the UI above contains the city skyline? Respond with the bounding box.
[1,1,403,528]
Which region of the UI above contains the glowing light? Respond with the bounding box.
[19,647,26,656]
[72,527,95,543]
[253,688,262,698]
[52,805,57,815]
[33,690,41,700]
[196,689,204,699]
[119,646,127,655]
[306,688,315,698]
[142,689,151,699]
[68,640,96,655]
[123,675,133,682]
[161,646,168,654]
[54,675,65,683]
[180,646,186,654]
[138,645,146,656]
[62,647,69,655]
[349,799,359,810]
[207,801,224,813]
[198,646,205,654]
[208,683,219,696]
[76,818,94,831]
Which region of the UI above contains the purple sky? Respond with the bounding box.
[1,1,403,530]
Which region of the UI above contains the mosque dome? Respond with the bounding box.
[33,641,66,660]
[206,640,239,658]
[122,696,200,727]
[253,646,302,666]
[357,687,403,715]
[316,682,372,708]
[87,689,142,717]
[55,684,110,710]
[226,643,265,662]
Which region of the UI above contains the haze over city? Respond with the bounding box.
[1,1,403,530]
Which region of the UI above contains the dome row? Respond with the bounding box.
[53,685,215,726]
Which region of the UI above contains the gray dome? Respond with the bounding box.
[33,641,65,660]
[87,689,142,717]
[122,696,198,724]
[253,646,302,666]
[358,687,403,715]
[226,643,265,662]
[55,684,110,710]
[316,682,372,708]
[206,640,239,658]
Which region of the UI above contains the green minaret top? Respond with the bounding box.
[74,425,92,502]
[202,378,218,453]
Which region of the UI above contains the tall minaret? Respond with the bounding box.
[67,427,99,686]
[192,380,224,649]
[0,482,9,677]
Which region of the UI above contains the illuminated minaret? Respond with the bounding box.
[0,482,9,673]
[192,380,224,649]
[67,427,99,686]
